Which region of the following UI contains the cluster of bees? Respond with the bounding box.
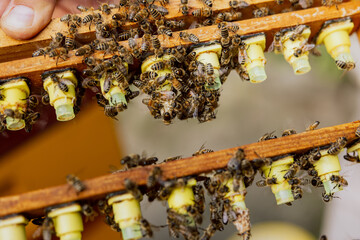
[28,0,346,126]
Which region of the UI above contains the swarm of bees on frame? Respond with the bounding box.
[28,0,344,126]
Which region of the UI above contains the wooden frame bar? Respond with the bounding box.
[0,120,358,218]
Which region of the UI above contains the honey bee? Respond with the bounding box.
[118,45,134,65]
[330,175,348,187]
[104,105,119,119]
[124,178,143,201]
[27,95,39,109]
[321,0,343,7]
[134,8,149,22]
[256,177,277,187]
[41,217,54,240]
[258,131,277,142]
[283,163,301,179]
[82,204,98,222]
[201,222,217,240]
[220,48,231,65]
[227,148,245,173]
[335,60,355,71]
[119,0,130,7]
[179,0,190,15]
[41,92,50,105]
[129,4,141,21]
[292,186,303,200]
[60,14,73,25]
[128,38,141,59]
[229,0,250,9]
[33,47,51,57]
[140,218,153,237]
[327,137,347,155]
[344,152,360,163]
[76,5,90,12]
[50,32,64,49]
[192,7,213,17]
[158,25,173,37]
[24,111,40,133]
[306,121,320,131]
[293,41,315,57]
[64,28,77,50]
[3,108,24,120]
[82,13,102,30]
[268,32,283,53]
[166,20,185,29]
[289,25,308,41]
[238,42,248,65]
[105,215,121,232]
[149,7,162,20]
[193,144,214,156]
[147,166,163,188]
[97,199,112,215]
[322,192,335,202]
[253,7,271,18]
[75,44,93,56]
[48,47,69,64]
[50,74,69,92]
[282,129,297,136]
[179,32,200,43]
[98,3,115,14]
[311,176,323,187]
[66,174,86,193]
[288,177,309,186]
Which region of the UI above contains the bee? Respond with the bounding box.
[151,35,164,58]
[140,219,153,237]
[50,32,64,48]
[220,48,231,65]
[50,74,69,92]
[330,175,348,187]
[268,32,283,53]
[327,137,347,155]
[48,47,69,64]
[41,92,50,105]
[74,44,92,57]
[222,199,237,224]
[282,129,297,136]
[293,41,315,57]
[72,15,82,27]
[292,186,303,200]
[134,8,149,22]
[119,0,130,7]
[179,32,200,43]
[149,7,162,20]
[60,14,73,25]
[105,215,121,232]
[129,4,141,21]
[24,111,40,133]
[227,148,245,173]
[179,0,189,15]
[33,47,51,57]
[335,60,355,71]
[76,5,90,12]
[219,25,229,39]
[66,174,86,193]
[320,235,327,240]
[82,204,98,222]
[289,25,308,41]
[4,108,24,119]
[192,7,213,17]
[321,0,343,7]
[27,95,39,109]
[128,38,141,59]
[258,131,277,142]
[288,177,309,186]
[201,222,217,240]
[112,12,127,22]
[39,217,54,240]
[238,42,248,65]
[99,3,114,14]
[147,166,163,188]
[150,61,166,71]
[166,20,185,29]
[283,162,301,179]
[229,0,250,9]
[311,176,323,187]
[253,7,271,18]
[193,144,213,156]
[306,121,320,131]
[104,105,118,119]
[124,178,143,201]
[64,28,77,50]
[118,45,134,65]
[158,25,173,37]
[97,199,112,215]
[344,152,360,163]
[322,192,335,202]
[256,177,277,187]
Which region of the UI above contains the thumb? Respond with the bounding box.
[1,0,56,40]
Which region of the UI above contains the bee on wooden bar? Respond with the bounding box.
[33,47,51,57]
[75,44,93,56]
[193,144,213,156]
[282,129,297,136]
[321,0,343,7]
[166,20,185,29]
[289,25,308,41]
[66,174,86,193]
[202,0,213,7]
[327,137,347,155]
[253,7,271,18]
[64,27,77,50]
[179,32,200,43]
[50,32,64,49]
[124,178,143,201]
[48,47,69,64]
[192,7,213,17]
[229,0,250,9]
[306,121,320,131]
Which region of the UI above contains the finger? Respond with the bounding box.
[1,0,56,40]
[0,0,11,17]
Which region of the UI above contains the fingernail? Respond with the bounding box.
[4,5,34,28]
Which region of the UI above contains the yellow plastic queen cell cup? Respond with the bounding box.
[281,27,311,75]
[261,155,295,205]
[47,203,83,240]
[313,149,342,195]
[108,192,143,240]
[224,177,247,210]
[190,43,222,91]
[0,77,30,130]
[242,33,267,83]
[316,19,354,70]
[0,215,28,240]
[42,68,78,121]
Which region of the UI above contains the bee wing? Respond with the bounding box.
[268,41,275,52]
[303,43,315,52]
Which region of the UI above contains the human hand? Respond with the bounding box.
[0,0,107,40]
